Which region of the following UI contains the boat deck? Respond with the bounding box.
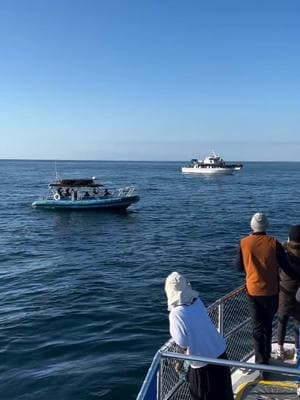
[236,381,298,400]
[233,345,298,399]
[159,381,299,400]
[155,349,299,400]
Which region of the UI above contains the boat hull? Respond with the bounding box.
[181,167,235,175]
[32,195,140,210]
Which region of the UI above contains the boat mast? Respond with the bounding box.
[54,160,60,181]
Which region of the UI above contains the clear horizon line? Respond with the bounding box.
[0,158,299,163]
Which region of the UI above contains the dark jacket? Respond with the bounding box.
[279,242,300,319]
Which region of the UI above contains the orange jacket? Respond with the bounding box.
[240,234,279,296]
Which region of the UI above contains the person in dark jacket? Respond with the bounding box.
[294,260,300,397]
[277,225,300,360]
[236,213,298,365]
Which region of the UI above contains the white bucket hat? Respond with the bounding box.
[250,212,269,233]
[165,272,199,310]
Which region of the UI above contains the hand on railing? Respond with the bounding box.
[175,361,183,373]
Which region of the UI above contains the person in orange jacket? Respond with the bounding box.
[236,212,298,365]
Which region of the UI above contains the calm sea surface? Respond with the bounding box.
[0,160,299,399]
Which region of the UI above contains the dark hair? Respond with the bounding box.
[289,225,300,243]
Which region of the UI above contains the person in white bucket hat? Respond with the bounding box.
[165,272,234,400]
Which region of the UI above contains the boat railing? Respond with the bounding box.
[136,285,295,400]
[137,351,300,400]
[115,186,136,197]
[35,186,136,201]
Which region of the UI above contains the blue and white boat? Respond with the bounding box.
[137,286,300,400]
[32,177,139,210]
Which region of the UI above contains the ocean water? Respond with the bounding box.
[0,160,299,400]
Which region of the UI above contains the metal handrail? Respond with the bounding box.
[207,285,245,311]
[136,351,161,400]
[161,351,300,377]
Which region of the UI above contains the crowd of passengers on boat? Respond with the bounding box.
[55,186,111,201]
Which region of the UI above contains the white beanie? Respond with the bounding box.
[165,272,199,310]
[250,212,269,233]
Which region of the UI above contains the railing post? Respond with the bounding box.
[218,301,224,335]
[158,354,162,400]
[136,350,161,400]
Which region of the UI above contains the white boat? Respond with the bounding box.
[32,177,139,210]
[137,286,300,400]
[181,151,243,175]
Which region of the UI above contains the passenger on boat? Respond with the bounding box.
[165,272,234,400]
[71,189,77,201]
[277,225,300,360]
[104,189,111,197]
[236,213,299,365]
[294,279,300,397]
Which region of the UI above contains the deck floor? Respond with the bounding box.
[236,380,298,400]
[234,344,299,400]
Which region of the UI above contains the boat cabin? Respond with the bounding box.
[49,178,106,201]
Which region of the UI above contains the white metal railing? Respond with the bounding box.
[162,352,300,376]
[116,186,136,197]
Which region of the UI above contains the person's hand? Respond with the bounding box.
[175,361,183,373]
[174,345,186,373]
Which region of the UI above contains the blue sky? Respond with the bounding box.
[1,0,300,161]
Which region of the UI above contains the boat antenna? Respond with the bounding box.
[54,160,59,180]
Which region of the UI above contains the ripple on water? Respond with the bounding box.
[0,161,300,399]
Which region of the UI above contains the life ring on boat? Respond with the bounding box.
[54,193,61,201]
